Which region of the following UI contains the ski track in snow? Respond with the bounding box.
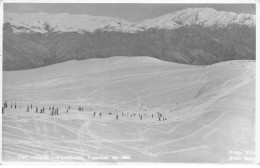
[2,60,255,162]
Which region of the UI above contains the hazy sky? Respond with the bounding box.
[4,3,255,23]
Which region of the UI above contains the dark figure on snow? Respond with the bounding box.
[99,113,102,118]
[43,107,45,113]
[3,102,7,108]
[116,114,119,120]
[36,107,38,113]
[93,112,96,117]
[31,104,33,109]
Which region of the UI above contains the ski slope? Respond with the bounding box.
[2,56,256,163]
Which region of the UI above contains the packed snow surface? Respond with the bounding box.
[2,57,256,163]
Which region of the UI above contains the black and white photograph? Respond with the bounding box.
[0,1,258,164]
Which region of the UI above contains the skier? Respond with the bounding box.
[116,114,118,120]
[4,101,7,108]
[56,108,59,115]
[51,108,54,116]
[99,113,102,118]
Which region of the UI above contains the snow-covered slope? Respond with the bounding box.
[2,57,256,163]
[4,8,255,34]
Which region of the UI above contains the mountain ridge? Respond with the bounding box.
[3,7,256,71]
[4,8,255,33]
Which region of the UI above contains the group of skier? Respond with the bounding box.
[2,101,168,122]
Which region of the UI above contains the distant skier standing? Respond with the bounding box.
[56,108,59,115]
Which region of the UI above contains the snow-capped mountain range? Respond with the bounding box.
[4,8,255,34]
[3,7,256,71]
